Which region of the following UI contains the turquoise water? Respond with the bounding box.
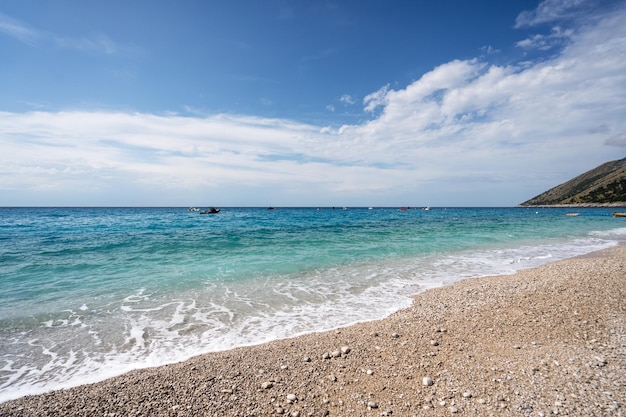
[1,206,624,401]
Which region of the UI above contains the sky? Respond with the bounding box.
[1,0,625,207]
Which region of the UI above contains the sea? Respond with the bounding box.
[1,206,625,402]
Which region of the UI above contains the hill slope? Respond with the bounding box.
[520,157,626,206]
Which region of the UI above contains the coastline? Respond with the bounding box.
[1,246,624,416]
[518,203,626,208]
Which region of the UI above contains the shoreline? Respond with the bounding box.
[1,246,624,416]
[518,203,626,208]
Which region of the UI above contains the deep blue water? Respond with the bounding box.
[1,206,624,401]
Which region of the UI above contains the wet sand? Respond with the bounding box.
[1,245,624,416]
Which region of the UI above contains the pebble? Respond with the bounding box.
[592,357,608,367]
[2,247,624,417]
[340,346,351,354]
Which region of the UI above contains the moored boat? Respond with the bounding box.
[200,207,220,214]
[613,212,626,218]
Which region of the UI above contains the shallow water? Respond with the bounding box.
[1,206,624,401]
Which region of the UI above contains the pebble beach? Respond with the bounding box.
[1,245,624,417]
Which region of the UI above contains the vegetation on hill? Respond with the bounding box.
[520,157,626,206]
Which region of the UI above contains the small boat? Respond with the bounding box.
[613,212,626,218]
[200,207,220,214]
[188,207,200,212]
[566,213,579,217]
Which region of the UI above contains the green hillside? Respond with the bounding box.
[520,158,626,206]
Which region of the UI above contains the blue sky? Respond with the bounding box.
[1,0,625,207]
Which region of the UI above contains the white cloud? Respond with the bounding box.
[480,45,500,55]
[516,26,575,50]
[0,12,118,55]
[339,94,356,105]
[0,13,39,46]
[363,84,389,113]
[515,0,590,27]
